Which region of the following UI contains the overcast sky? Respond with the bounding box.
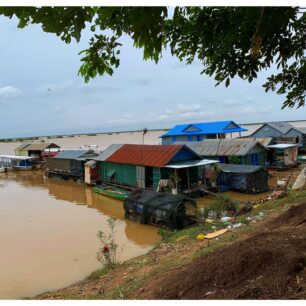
[0,15,304,138]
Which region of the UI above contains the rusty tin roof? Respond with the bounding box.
[105,144,185,167]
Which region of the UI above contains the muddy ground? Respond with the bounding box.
[131,202,306,299]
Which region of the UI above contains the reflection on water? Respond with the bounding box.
[0,171,159,299]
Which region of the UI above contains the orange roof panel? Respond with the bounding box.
[106,144,183,168]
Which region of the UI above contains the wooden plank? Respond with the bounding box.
[205,228,228,239]
[176,235,188,242]
[200,189,218,197]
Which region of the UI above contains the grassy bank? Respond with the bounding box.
[36,189,306,300]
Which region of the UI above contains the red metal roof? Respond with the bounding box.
[106,144,184,167]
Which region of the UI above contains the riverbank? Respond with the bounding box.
[36,189,306,299]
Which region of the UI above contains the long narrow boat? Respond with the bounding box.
[93,185,129,201]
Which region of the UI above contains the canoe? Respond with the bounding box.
[93,186,129,201]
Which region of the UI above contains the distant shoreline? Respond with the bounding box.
[1,118,306,142]
[0,129,167,143]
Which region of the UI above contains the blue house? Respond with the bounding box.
[160,121,248,144]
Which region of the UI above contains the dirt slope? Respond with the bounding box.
[131,202,306,299]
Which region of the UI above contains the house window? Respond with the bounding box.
[196,135,202,141]
[264,127,270,132]
[188,135,194,142]
[251,153,259,165]
[172,136,176,143]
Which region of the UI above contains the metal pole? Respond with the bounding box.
[203,166,206,187]
[187,167,190,190]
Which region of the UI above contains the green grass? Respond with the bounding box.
[161,223,224,244]
[86,266,110,281]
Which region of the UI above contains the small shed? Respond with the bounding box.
[124,189,197,230]
[176,139,267,166]
[15,142,61,158]
[84,160,99,185]
[266,143,298,169]
[46,149,98,180]
[217,164,269,194]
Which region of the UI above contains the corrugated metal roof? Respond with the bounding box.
[267,144,298,149]
[15,143,31,150]
[219,163,264,174]
[175,139,265,156]
[94,144,124,161]
[25,143,60,151]
[250,122,294,136]
[0,155,37,160]
[105,144,185,167]
[85,160,97,166]
[15,142,60,151]
[267,122,293,134]
[55,150,92,159]
[160,121,248,137]
[165,159,219,169]
[288,127,306,134]
[236,137,273,148]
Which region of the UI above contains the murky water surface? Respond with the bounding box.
[0,170,159,299]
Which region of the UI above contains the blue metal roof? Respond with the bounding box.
[160,121,248,138]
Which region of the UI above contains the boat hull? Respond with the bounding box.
[93,186,128,201]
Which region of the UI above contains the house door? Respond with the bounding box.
[136,166,145,188]
[251,153,259,165]
[145,167,153,188]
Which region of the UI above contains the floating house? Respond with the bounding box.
[160,121,247,144]
[217,164,269,194]
[249,121,293,138]
[239,137,298,169]
[175,139,267,166]
[45,150,98,181]
[95,144,218,193]
[0,155,39,170]
[265,143,298,169]
[285,127,306,152]
[15,142,61,158]
[248,122,306,150]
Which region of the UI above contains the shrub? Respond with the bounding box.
[96,217,121,269]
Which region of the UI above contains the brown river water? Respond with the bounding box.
[0,169,159,299]
[0,132,303,299]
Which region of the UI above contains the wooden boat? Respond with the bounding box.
[298,156,306,163]
[93,185,129,201]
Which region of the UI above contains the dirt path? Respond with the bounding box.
[131,202,306,299]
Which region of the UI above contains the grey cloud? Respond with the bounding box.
[0,86,22,99]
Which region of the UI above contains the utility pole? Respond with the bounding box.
[141,127,148,188]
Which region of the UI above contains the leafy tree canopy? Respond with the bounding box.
[0,6,305,108]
